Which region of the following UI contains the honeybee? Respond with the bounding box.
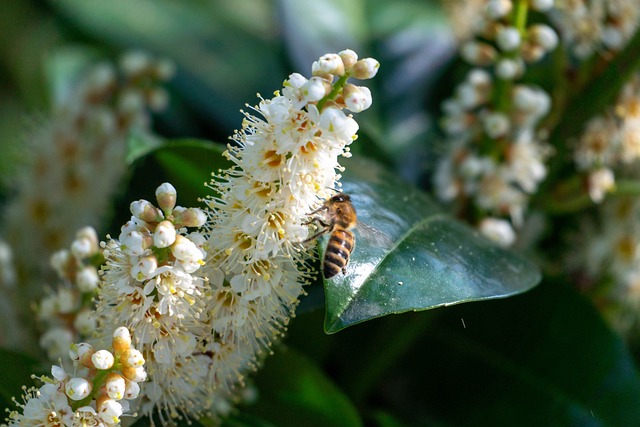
[305,193,357,279]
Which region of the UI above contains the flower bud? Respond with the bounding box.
[121,348,145,368]
[496,26,521,52]
[120,230,152,256]
[98,398,123,425]
[530,0,554,12]
[315,53,345,76]
[339,49,358,70]
[528,24,558,51]
[131,255,158,281]
[486,0,512,19]
[74,309,97,336]
[173,207,207,227]
[122,365,147,382]
[171,235,203,263]
[71,228,99,259]
[588,168,615,203]
[106,372,126,400]
[92,349,115,370]
[479,217,516,247]
[50,250,71,279]
[112,327,132,353]
[343,84,373,113]
[70,342,94,364]
[351,58,380,79]
[120,51,151,76]
[76,266,100,292]
[156,182,177,213]
[154,220,177,248]
[66,377,92,401]
[302,76,330,103]
[124,379,141,399]
[130,199,163,223]
[482,112,510,138]
[495,58,522,80]
[461,41,497,66]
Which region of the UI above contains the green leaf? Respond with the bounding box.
[125,138,227,211]
[322,157,541,333]
[242,347,362,427]
[0,349,41,412]
[374,281,640,426]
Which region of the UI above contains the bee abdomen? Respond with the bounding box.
[323,230,355,278]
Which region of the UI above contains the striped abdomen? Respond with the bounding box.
[323,229,355,278]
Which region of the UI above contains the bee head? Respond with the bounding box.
[330,193,351,203]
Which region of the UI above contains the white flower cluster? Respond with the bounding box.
[2,327,146,427]
[201,49,377,418]
[38,227,102,360]
[3,51,174,299]
[549,0,640,58]
[96,182,210,423]
[575,73,640,202]
[435,2,556,246]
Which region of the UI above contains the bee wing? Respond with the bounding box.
[355,220,394,249]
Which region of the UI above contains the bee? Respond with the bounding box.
[304,193,357,279]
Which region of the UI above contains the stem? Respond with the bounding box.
[492,0,529,114]
[613,179,640,196]
[316,73,349,112]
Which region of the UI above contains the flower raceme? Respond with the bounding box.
[2,327,146,427]
[200,48,378,419]
[3,49,378,427]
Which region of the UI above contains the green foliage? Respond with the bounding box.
[286,281,640,426]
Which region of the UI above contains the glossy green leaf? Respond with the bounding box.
[322,157,541,333]
[242,347,362,427]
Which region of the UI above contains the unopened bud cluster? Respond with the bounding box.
[285,49,378,113]
[3,327,145,427]
[435,2,555,246]
[460,0,557,80]
[38,227,103,360]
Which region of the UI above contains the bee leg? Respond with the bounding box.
[341,267,347,275]
[303,215,330,226]
[308,205,328,216]
[302,227,330,243]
